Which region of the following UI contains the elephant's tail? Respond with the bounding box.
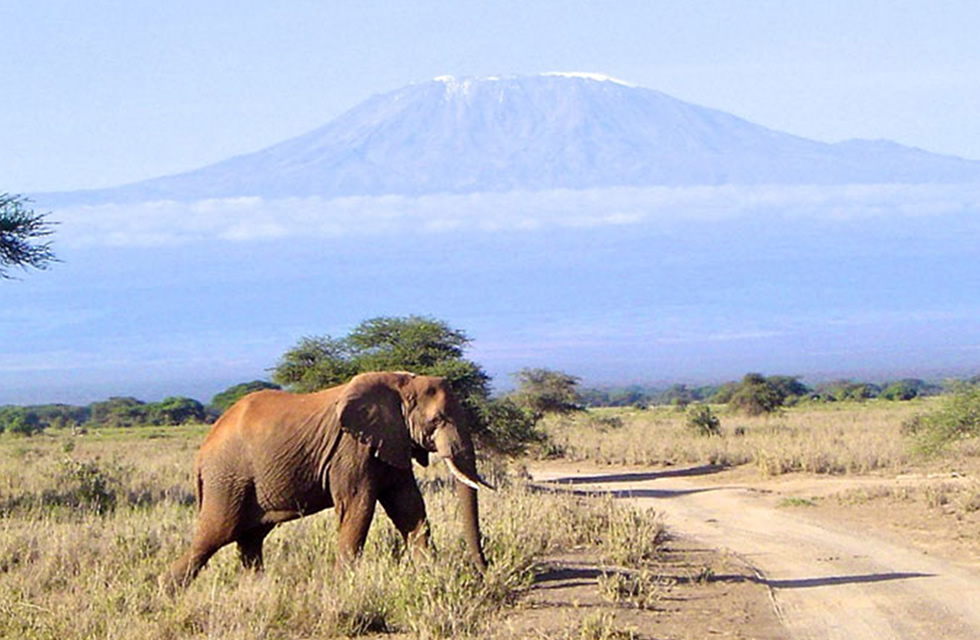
[194,469,204,512]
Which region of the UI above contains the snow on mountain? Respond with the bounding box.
[40,74,980,205]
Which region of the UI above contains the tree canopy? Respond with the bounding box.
[0,193,56,278]
[510,367,583,417]
[272,316,489,398]
[270,316,523,445]
[729,373,791,416]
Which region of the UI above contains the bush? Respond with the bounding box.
[880,379,939,401]
[88,397,148,427]
[912,383,980,455]
[729,373,784,416]
[0,407,44,436]
[816,380,880,402]
[686,404,722,437]
[510,368,583,417]
[147,396,206,425]
[473,397,544,456]
[41,458,124,514]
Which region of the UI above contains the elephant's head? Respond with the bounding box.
[337,371,490,568]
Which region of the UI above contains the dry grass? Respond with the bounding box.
[540,400,980,477]
[0,427,665,639]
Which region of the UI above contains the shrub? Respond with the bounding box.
[816,380,880,402]
[1,407,45,436]
[148,396,206,425]
[510,367,583,417]
[912,382,980,455]
[474,396,544,455]
[686,404,722,437]
[729,373,784,416]
[42,458,125,514]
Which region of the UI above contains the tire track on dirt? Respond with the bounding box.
[532,466,980,640]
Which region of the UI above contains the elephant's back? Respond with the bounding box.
[197,388,342,491]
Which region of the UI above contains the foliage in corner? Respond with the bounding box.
[0,193,57,279]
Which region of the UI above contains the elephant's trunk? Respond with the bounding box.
[456,478,488,571]
[435,426,489,571]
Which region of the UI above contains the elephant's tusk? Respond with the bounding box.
[444,458,496,491]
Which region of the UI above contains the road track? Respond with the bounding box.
[532,467,980,640]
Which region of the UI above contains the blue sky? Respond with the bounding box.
[4,1,980,192]
[2,2,980,404]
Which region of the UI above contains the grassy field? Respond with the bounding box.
[540,399,980,476]
[2,399,978,638]
[0,425,663,640]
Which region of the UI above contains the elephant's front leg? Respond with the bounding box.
[378,474,431,560]
[334,489,378,567]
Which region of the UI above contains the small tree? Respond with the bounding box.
[817,380,880,402]
[766,376,810,404]
[686,404,722,437]
[88,397,149,428]
[1,407,44,436]
[272,336,359,393]
[149,397,206,425]
[880,379,936,401]
[471,396,543,455]
[0,193,56,279]
[272,316,519,448]
[729,373,785,416]
[911,382,980,454]
[510,368,583,418]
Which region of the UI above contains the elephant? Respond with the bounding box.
[162,371,491,590]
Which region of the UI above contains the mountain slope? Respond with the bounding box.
[43,73,980,204]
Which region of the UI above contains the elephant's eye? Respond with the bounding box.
[432,412,449,426]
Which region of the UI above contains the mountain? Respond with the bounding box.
[40,73,980,205]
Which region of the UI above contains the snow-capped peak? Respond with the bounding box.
[542,72,634,86]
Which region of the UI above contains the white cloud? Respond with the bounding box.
[50,183,980,248]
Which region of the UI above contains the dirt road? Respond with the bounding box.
[532,465,980,640]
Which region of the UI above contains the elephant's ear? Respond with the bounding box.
[337,372,413,470]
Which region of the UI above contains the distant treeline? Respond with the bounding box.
[0,381,280,436]
[578,375,971,409]
[2,374,977,436]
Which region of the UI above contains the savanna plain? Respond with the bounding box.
[2,398,979,639]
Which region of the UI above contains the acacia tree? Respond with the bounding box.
[729,373,785,416]
[0,193,56,278]
[510,367,583,418]
[270,316,542,451]
[272,317,489,397]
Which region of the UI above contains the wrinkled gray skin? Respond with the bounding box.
[163,371,489,590]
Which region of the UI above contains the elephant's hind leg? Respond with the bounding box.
[164,523,235,592]
[162,481,244,591]
[237,523,274,571]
